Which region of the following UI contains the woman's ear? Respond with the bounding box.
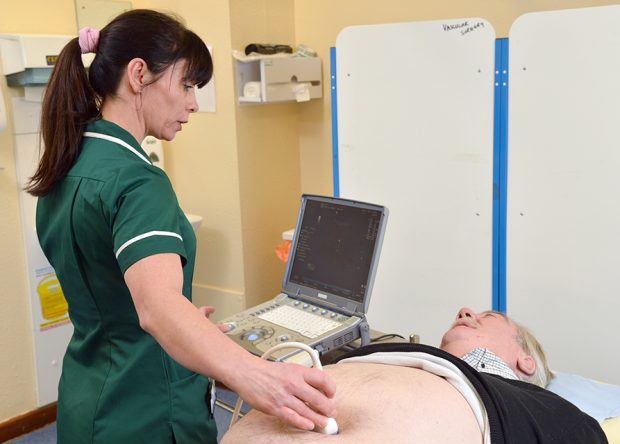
[516,352,536,376]
[126,58,149,94]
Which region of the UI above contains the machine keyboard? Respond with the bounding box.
[257,305,342,339]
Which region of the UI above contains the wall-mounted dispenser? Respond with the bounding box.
[141,135,165,169]
[0,34,93,86]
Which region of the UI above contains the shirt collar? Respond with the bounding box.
[84,119,151,162]
[461,347,519,380]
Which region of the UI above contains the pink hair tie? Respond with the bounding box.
[78,27,100,54]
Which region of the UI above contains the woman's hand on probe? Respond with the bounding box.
[231,356,337,431]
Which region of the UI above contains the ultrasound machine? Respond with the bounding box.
[219,194,388,364]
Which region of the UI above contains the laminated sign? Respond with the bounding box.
[36,273,70,330]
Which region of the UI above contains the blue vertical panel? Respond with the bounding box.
[330,47,340,197]
[492,38,509,313]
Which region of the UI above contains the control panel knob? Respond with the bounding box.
[241,328,270,342]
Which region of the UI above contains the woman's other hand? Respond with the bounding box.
[197,305,231,333]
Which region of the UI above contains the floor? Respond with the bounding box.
[8,388,246,443]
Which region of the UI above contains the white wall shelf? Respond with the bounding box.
[235,56,322,103]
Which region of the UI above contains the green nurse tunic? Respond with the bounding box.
[36,119,217,444]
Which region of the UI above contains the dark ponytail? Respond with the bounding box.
[25,38,99,196]
[26,9,213,197]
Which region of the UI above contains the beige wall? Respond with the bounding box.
[136,0,249,316]
[1,0,618,424]
[140,0,301,313]
[229,0,302,308]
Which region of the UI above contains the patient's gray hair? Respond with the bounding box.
[513,320,554,388]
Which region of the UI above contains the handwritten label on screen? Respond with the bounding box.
[442,21,485,36]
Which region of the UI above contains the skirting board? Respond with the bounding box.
[0,402,56,442]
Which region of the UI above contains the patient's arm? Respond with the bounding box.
[221,362,482,444]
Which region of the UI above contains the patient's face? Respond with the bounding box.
[440,307,523,370]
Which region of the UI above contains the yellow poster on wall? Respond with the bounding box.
[36,273,70,331]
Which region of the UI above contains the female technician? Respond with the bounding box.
[27,9,335,444]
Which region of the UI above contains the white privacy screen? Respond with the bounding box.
[336,18,496,346]
[507,5,620,384]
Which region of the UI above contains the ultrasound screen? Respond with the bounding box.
[289,199,382,303]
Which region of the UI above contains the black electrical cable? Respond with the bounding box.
[371,333,406,342]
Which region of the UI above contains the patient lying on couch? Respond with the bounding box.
[221,307,607,444]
